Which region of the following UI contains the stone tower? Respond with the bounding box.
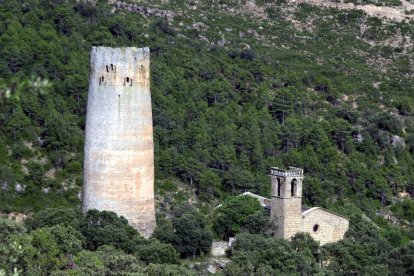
[83,47,155,238]
[270,167,304,239]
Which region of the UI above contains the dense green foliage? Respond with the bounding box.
[213,195,267,239]
[1,0,414,213]
[391,199,414,222]
[1,0,414,274]
[0,209,188,275]
[154,204,213,258]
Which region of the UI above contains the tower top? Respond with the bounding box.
[89,46,150,88]
[270,167,304,178]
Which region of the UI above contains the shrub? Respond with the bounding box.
[213,195,263,239]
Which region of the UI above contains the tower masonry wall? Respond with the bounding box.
[271,198,303,239]
[270,174,304,239]
[83,46,155,238]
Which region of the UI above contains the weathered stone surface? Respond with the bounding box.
[15,183,25,194]
[211,241,229,257]
[83,47,155,238]
[302,207,349,245]
[0,181,8,191]
[268,167,349,244]
[204,258,231,274]
[112,1,181,21]
[206,264,216,274]
[270,167,304,239]
[391,135,405,148]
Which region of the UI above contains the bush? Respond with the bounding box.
[134,239,179,264]
[224,233,301,274]
[0,218,26,243]
[49,224,84,255]
[239,49,255,61]
[27,207,83,230]
[81,210,138,251]
[213,195,263,239]
[391,200,414,223]
[154,208,213,258]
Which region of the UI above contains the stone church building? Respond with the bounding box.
[246,167,349,245]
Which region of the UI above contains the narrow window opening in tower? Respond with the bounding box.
[130,79,133,86]
[313,224,319,233]
[99,77,101,85]
[110,64,114,70]
[277,178,281,197]
[126,77,130,82]
[106,65,109,72]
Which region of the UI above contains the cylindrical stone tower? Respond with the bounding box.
[83,46,155,238]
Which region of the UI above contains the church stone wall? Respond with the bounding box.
[302,208,349,245]
[83,47,155,238]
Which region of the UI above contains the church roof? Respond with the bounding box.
[241,192,349,221]
[301,207,349,220]
[241,192,271,208]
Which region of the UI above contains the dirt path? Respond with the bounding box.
[291,0,414,21]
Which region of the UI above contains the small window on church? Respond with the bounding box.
[313,224,319,233]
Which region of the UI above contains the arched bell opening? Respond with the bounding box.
[291,178,297,197]
[277,178,281,197]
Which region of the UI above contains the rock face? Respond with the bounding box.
[83,47,155,238]
[211,241,229,257]
[112,1,180,21]
[391,135,405,149]
[15,183,25,193]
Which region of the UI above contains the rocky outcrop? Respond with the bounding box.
[291,0,414,22]
[211,241,229,257]
[111,1,181,21]
[391,135,406,149]
[15,183,26,194]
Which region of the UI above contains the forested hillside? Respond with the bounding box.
[1,0,414,274]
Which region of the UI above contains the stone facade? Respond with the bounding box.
[302,207,349,245]
[249,167,349,245]
[83,47,155,238]
[270,167,304,239]
[270,167,349,244]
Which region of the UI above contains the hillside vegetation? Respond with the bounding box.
[1,0,414,274]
